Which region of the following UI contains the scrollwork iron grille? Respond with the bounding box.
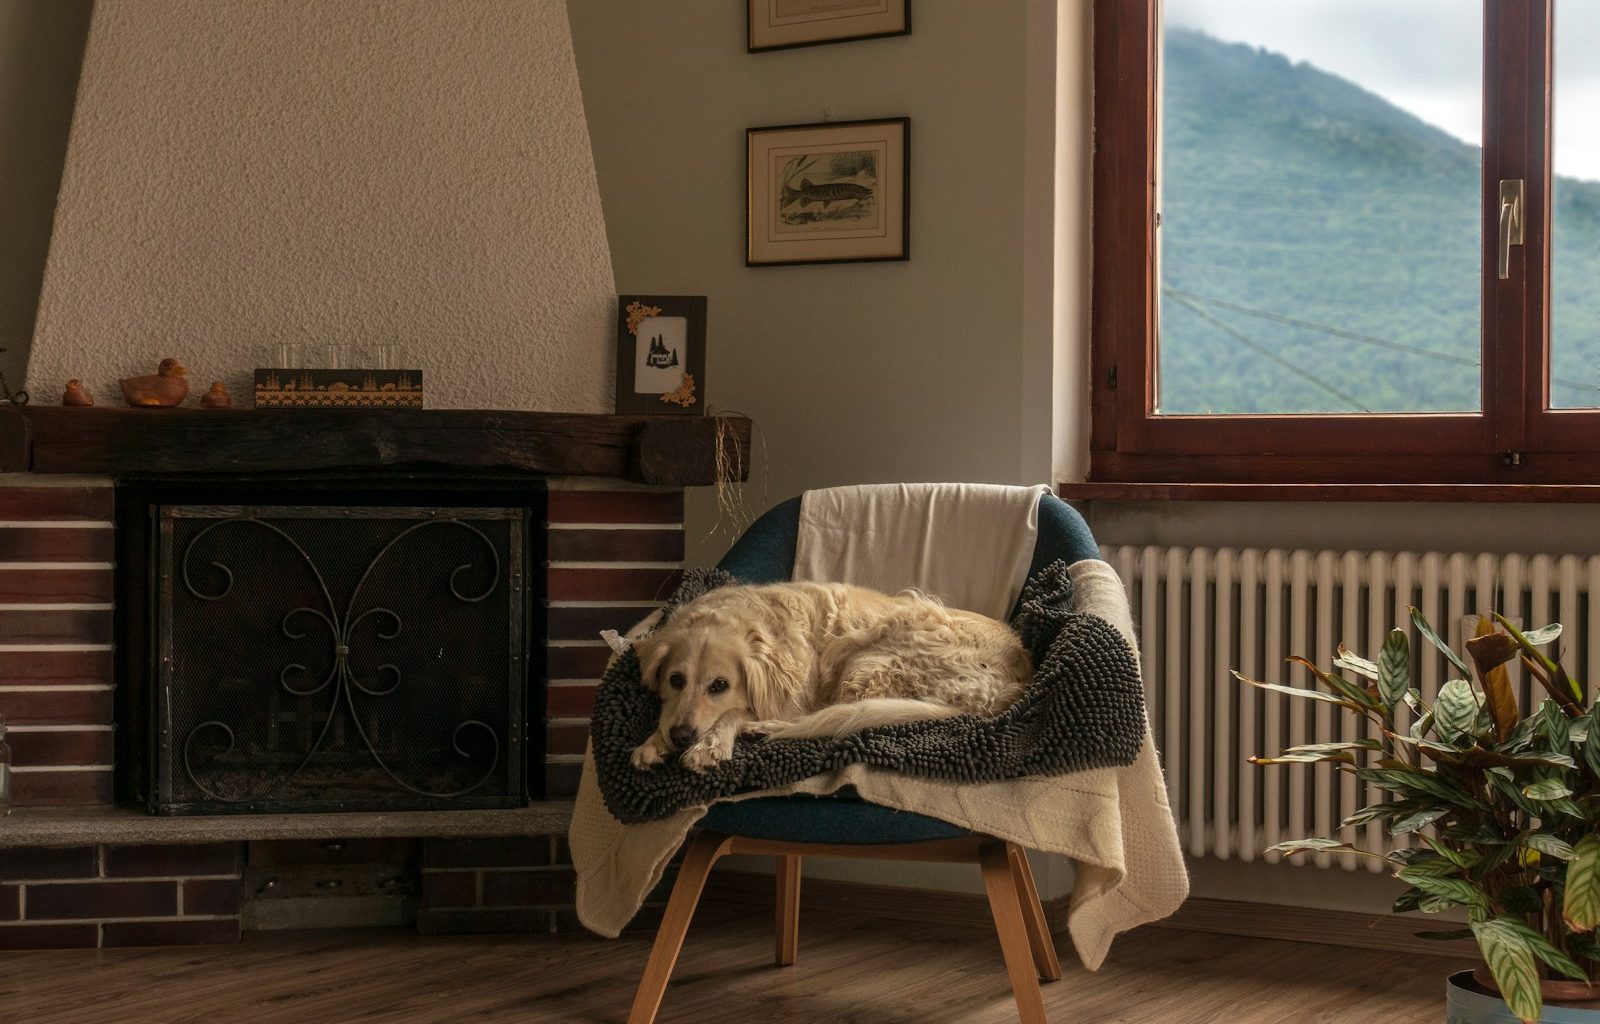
[154,505,526,814]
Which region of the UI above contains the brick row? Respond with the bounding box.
[102,918,240,947]
[0,609,112,645]
[0,688,113,726]
[0,570,113,603]
[0,528,114,562]
[25,880,176,920]
[546,528,684,563]
[0,487,113,521]
[546,605,658,641]
[247,838,416,867]
[0,923,98,949]
[104,843,240,878]
[546,567,681,602]
[482,869,576,907]
[6,729,112,767]
[182,879,242,917]
[544,761,582,798]
[0,846,98,880]
[546,722,589,757]
[422,837,562,870]
[545,683,597,718]
[0,650,114,687]
[10,770,113,806]
[546,645,612,679]
[546,490,683,525]
[422,870,477,908]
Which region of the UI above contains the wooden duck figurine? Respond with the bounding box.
[119,358,189,407]
[200,381,231,408]
[61,380,94,406]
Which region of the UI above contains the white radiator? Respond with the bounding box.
[1101,545,1600,872]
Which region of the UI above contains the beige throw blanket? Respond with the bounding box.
[570,486,1187,969]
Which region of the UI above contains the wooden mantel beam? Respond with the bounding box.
[0,406,751,487]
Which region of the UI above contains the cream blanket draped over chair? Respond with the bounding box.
[570,483,1188,970]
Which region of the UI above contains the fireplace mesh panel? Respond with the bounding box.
[154,506,526,814]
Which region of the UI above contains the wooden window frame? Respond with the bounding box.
[1089,0,1600,487]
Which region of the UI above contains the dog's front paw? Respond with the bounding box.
[742,720,783,739]
[630,736,669,770]
[680,733,734,774]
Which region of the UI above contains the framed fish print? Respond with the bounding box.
[747,0,910,53]
[614,295,707,415]
[746,117,909,267]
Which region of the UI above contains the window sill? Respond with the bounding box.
[1057,482,1600,504]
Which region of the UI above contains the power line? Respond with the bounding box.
[1164,291,1373,413]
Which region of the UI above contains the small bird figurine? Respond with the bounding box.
[119,358,189,408]
[61,379,94,407]
[200,381,231,409]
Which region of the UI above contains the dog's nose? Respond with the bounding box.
[668,725,697,749]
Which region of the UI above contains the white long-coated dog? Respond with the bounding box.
[629,581,1032,774]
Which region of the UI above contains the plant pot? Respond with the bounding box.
[1449,970,1600,1023]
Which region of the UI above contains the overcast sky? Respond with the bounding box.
[1165,0,1600,183]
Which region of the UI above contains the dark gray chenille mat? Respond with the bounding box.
[590,562,1146,824]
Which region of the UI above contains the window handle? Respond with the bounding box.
[1498,179,1524,280]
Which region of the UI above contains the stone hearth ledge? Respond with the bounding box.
[0,801,574,848]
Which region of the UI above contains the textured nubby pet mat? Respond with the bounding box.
[591,563,1147,824]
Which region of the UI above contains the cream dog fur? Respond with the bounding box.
[629,581,1032,774]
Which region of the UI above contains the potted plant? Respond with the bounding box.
[1240,609,1600,1023]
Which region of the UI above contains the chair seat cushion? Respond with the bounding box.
[699,789,971,845]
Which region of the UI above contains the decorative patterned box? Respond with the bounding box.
[253,369,424,408]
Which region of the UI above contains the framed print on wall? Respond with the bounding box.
[746,117,909,267]
[747,0,910,52]
[614,295,707,415]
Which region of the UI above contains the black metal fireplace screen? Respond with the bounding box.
[153,505,527,814]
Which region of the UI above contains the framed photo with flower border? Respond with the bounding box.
[614,295,706,416]
[747,0,910,53]
[746,117,909,267]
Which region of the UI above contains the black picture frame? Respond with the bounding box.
[746,117,910,267]
[747,0,911,53]
[614,295,707,416]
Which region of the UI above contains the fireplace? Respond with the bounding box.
[153,502,531,815]
[0,407,746,949]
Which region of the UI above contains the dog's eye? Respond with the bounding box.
[668,672,686,690]
[708,678,729,695]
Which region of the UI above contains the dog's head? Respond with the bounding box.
[633,610,760,752]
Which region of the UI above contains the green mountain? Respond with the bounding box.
[1159,27,1600,413]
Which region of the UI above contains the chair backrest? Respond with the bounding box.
[716,489,1098,615]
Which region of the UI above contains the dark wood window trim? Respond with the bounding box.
[1089,0,1600,488]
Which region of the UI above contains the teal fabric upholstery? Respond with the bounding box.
[701,490,1095,844]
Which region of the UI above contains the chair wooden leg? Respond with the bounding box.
[1007,843,1062,982]
[626,831,734,1024]
[979,842,1049,1024]
[775,854,801,967]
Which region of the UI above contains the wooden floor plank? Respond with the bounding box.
[0,906,1470,1024]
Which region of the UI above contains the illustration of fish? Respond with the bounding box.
[781,178,872,208]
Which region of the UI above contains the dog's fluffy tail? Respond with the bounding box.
[758,698,963,740]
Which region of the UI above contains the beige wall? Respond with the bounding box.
[568,0,1081,568]
[27,0,615,413]
[0,0,92,397]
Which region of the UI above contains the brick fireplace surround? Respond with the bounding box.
[0,407,748,949]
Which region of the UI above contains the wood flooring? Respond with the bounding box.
[0,901,1472,1024]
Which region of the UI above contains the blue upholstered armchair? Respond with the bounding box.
[627,489,1100,1024]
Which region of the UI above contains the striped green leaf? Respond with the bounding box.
[1435,680,1481,744]
[1378,629,1411,708]
[1524,834,1578,861]
[1411,606,1474,679]
[1523,778,1575,801]
[1498,916,1591,982]
[1564,834,1600,933]
[1389,807,1449,836]
[1334,645,1379,680]
[1472,918,1543,1024]
[1395,868,1489,911]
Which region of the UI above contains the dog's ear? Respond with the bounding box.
[740,632,808,719]
[634,636,670,692]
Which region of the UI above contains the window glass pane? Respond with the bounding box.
[1157,2,1483,415]
[1551,0,1600,409]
